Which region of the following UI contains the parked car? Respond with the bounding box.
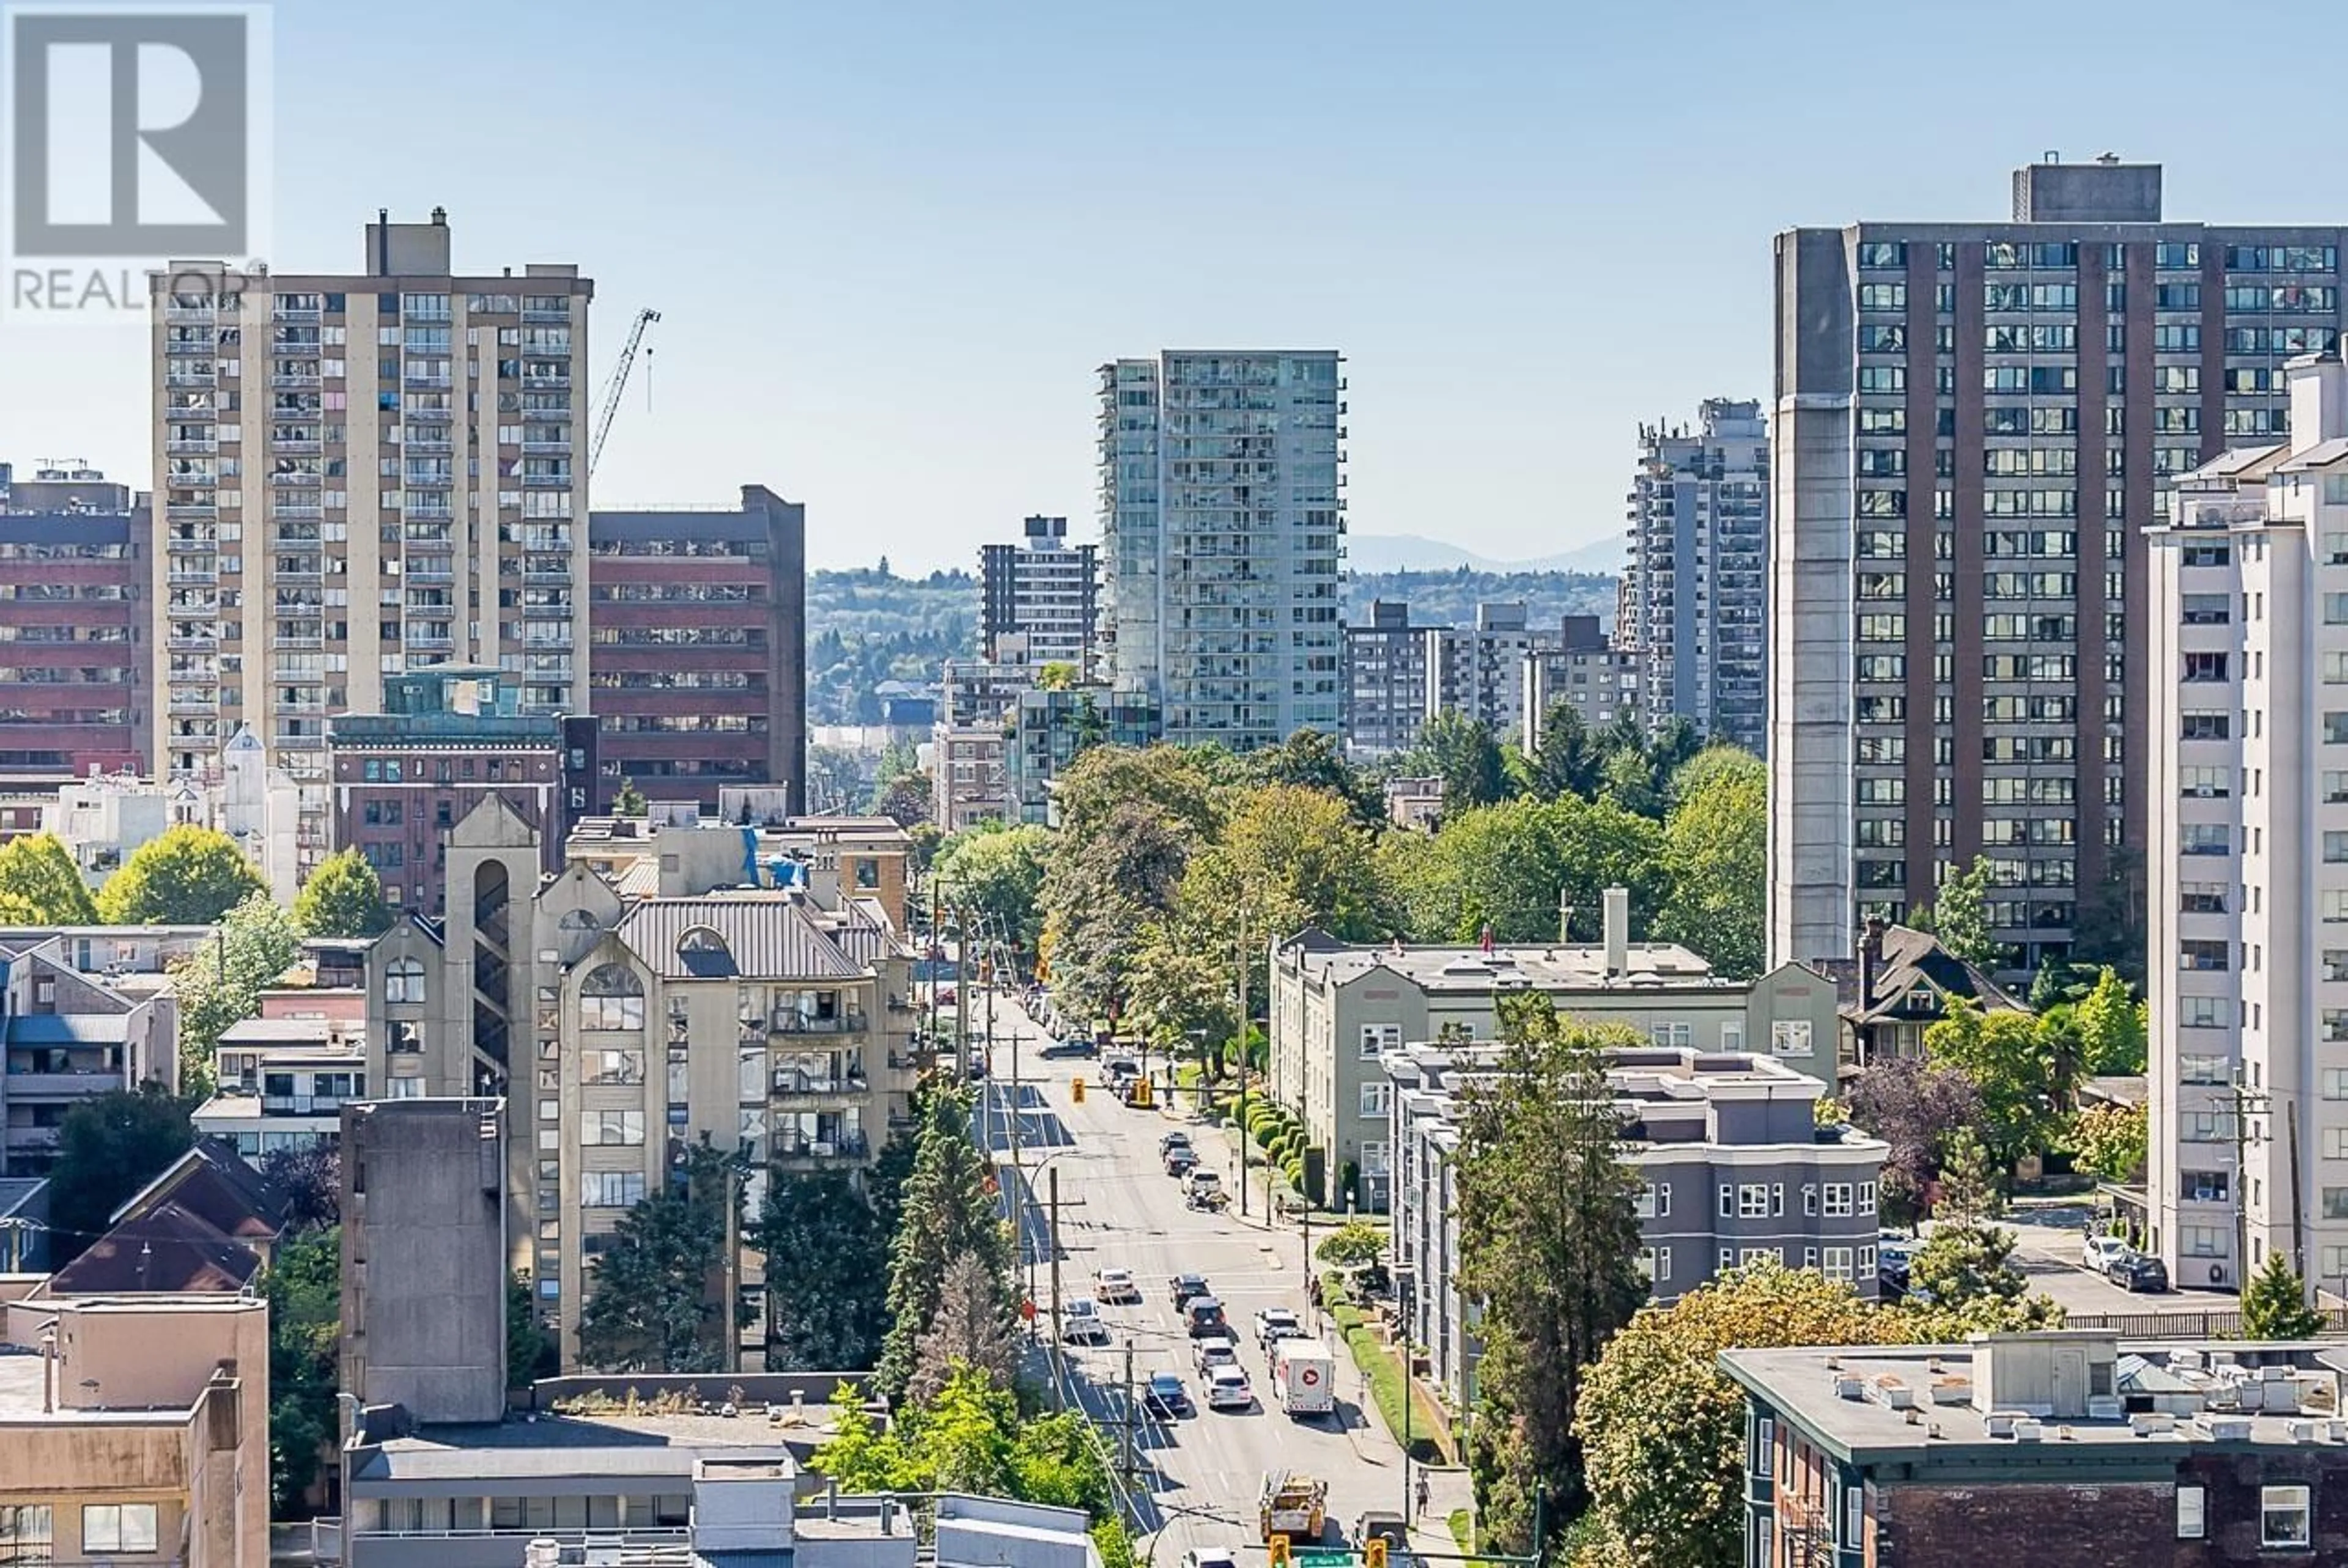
[2115,1253,2170,1294]
[1184,1296,1228,1338]
[1159,1130,1194,1157]
[1253,1306,1303,1351]
[1060,1297,1109,1345]
[1205,1364,1255,1411]
[1104,1057,1142,1085]
[1165,1146,1200,1177]
[1195,1335,1239,1374]
[1179,1549,1238,1568]
[966,1050,988,1080]
[1143,1372,1191,1418]
[1039,1036,1096,1059]
[1877,1241,1913,1299]
[2083,1235,2132,1275]
[1094,1267,1140,1305]
[1170,1272,1213,1305]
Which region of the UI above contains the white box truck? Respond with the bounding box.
[1272,1338,1337,1417]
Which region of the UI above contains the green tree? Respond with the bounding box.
[292,847,392,937]
[1846,1057,1984,1224]
[1035,660,1078,691]
[874,769,934,829]
[1924,999,2074,1173]
[1908,855,2003,971]
[755,1169,890,1371]
[264,1226,342,1509]
[1382,793,1666,947]
[934,823,1053,959]
[95,823,268,925]
[2067,1102,2148,1183]
[1527,702,1604,801]
[2069,966,2147,1075]
[1314,1218,1387,1269]
[1178,782,1390,950]
[0,832,98,924]
[1456,995,1649,1547]
[1411,709,1508,816]
[509,1272,555,1387]
[613,776,649,817]
[875,1088,1016,1400]
[46,1084,195,1266]
[1238,728,1384,826]
[1577,1263,1907,1568]
[1121,919,1237,1065]
[577,1139,745,1372]
[1902,1220,2066,1338]
[169,893,303,1095]
[2240,1254,2327,1340]
[1652,751,1765,980]
[1039,800,1194,1031]
[1048,744,1221,846]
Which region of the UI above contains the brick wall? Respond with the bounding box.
[1873,1479,2173,1566]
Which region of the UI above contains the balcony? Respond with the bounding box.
[168,694,219,715]
[271,370,322,390]
[259,1094,350,1116]
[770,1070,868,1102]
[520,372,572,391]
[164,367,217,388]
[165,436,217,457]
[164,300,216,322]
[4,1068,124,1098]
[273,303,322,322]
[404,433,453,455]
[405,402,454,424]
[404,561,456,583]
[769,1008,868,1036]
[773,1132,871,1164]
[168,569,219,586]
[520,472,575,489]
[522,436,572,454]
[272,437,322,455]
[167,534,217,553]
[167,631,218,651]
[522,303,573,323]
[271,470,322,488]
[271,502,324,521]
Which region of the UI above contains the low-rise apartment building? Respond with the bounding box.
[0,934,179,1175]
[1388,1042,1883,1408]
[1723,1330,2348,1568]
[0,1294,270,1568]
[368,797,921,1369]
[1269,886,1840,1210]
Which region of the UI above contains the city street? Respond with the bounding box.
[969,995,1440,1565]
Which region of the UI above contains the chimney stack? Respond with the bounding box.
[1602,885,1629,977]
[1861,915,1887,1002]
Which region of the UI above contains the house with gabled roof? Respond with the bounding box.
[1809,915,2028,1072]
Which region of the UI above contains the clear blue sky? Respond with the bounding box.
[6,0,2346,572]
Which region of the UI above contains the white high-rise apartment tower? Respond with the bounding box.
[150,212,593,867]
[2147,348,2348,1298]
[1097,351,1346,746]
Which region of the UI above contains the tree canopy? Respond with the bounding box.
[874,1088,1015,1401]
[1456,995,1648,1547]
[577,1139,744,1372]
[46,1084,195,1265]
[169,893,303,1095]
[1652,749,1766,980]
[2241,1254,2327,1341]
[0,832,98,924]
[292,847,392,937]
[1908,855,2003,971]
[933,824,1052,959]
[95,823,268,925]
[755,1169,891,1372]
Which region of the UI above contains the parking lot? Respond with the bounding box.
[1892,1201,2238,1318]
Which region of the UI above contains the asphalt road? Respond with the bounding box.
[969,995,1428,1565]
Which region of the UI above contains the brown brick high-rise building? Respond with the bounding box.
[587,485,805,815]
[0,463,150,778]
[1770,157,2348,973]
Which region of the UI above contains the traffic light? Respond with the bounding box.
[1268,1536,1292,1568]
[1072,1077,1087,1104]
[1365,1540,1387,1568]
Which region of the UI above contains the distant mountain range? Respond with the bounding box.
[1346,532,1623,576]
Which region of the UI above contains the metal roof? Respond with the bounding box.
[616,897,865,982]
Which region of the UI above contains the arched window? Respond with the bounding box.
[559,909,600,932]
[580,963,646,1031]
[383,957,426,1006]
[676,926,735,978]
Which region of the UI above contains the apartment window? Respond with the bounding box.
[2262,1485,2311,1550]
[1771,1020,1813,1056]
[382,956,425,1005]
[1359,1082,1392,1119]
[1822,1183,1855,1217]
[1719,1185,1734,1217]
[1635,1181,1671,1219]
[2327,890,2348,924]
[1858,1180,1877,1213]
[2181,996,2230,1029]
[82,1504,158,1554]
[1643,1245,1671,1283]
[2179,824,2229,857]
[580,963,646,1029]
[2179,767,2231,799]
[1803,1184,1818,1216]
[2324,1188,2348,1220]
[1738,1183,1769,1218]
[1360,1022,1401,1059]
[2181,1053,2232,1084]
[1740,1247,1780,1267]
[585,1049,644,1086]
[2182,1225,2228,1256]
[1821,1247,1855,1282]
[581,1171,647,1208]
[2182,1170,2231,1203]
[1360,1141,1390,1177]
[2177,1485,2206,1540]
[0,1507,52,1564]
[583,1110,645,1147]
[2328,1070,2348,1102]
[1649,1021,1693,1049]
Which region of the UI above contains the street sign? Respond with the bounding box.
[1297,1552,1353,1567]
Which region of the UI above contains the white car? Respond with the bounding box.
[1253,1306,1303,1349]
[1060,1297,1109,1345]
[1195,1334,1239,1374]
[1093,1267,1141,1305]
[2083,1235,2132,1275]
[1180,1551,1239,1568]
[1205,1364,1255,1411]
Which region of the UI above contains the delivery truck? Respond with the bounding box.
[1272,1338,1337,1418]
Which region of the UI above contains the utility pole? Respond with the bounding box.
[1049,1165,1066,1412]
[2227,1075,2273,1294]
[1236,912,1249,1218]
[2289,1098,2307,1283]
[954,905,970,1073]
